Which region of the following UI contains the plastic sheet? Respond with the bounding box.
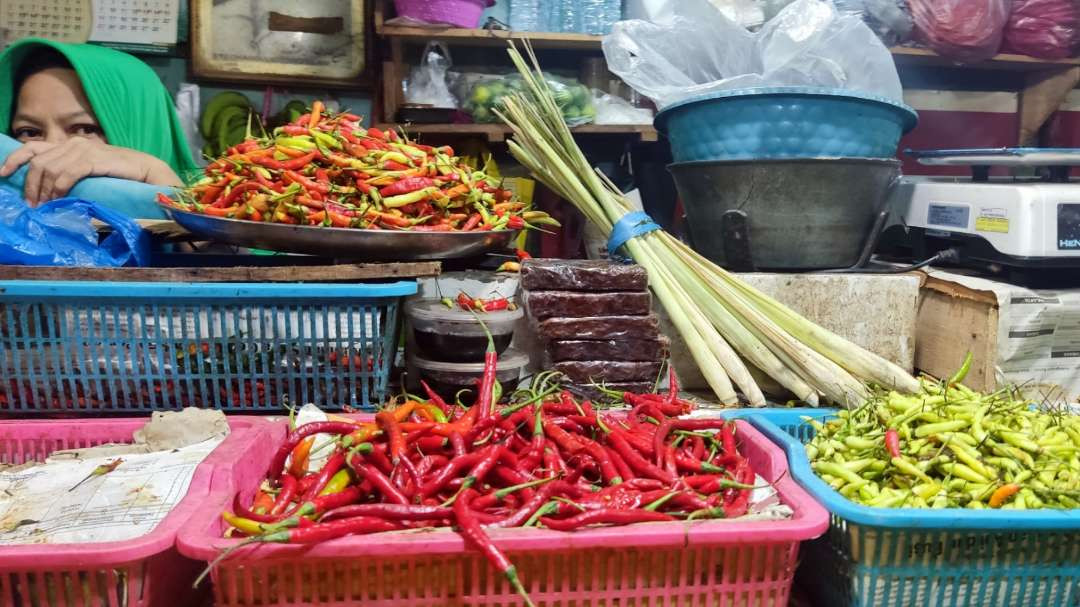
[592,90,655,125]
[1002,0,1080,59]
[0,189,149,267]
[404,42,457,109]
[909,0,1012,63]
[458,73,595,125]
[603,0,903,109]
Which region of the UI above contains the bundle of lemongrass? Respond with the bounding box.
[496,42,920,408]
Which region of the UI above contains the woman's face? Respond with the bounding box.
[10,67,105,144]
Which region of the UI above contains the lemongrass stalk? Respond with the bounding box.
[668,234,868,404]
[662,244,820,404]
[630,237,763,405]
[670,237,920,393]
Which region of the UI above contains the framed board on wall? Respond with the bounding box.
[191,0,367,87]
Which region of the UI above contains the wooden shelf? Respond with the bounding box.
[375,21,1080,72]
[376,122,658,142]
[375,24,605,50]
[889,47,1080,71]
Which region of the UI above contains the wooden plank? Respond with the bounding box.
[376,23,605,50]
[0,262,441,283]
[1017,66,1080,145]
[890,46,1080,71]
[371,23,1080,71]
[915,279,998,392]
[378,123,658,143]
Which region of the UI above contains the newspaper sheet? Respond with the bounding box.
[0,438,221,544]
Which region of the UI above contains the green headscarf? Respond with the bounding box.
[0,38,197,178]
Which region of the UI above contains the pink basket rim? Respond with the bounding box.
[177,419,830,562]
[0,417,273,569]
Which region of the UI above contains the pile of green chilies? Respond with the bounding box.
[209,365,763,605]
[806,356,1080,509]
[161,101,559,232]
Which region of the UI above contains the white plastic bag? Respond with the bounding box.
[404,42,457,109]
[602,0,903,109]
[592,90,655,124]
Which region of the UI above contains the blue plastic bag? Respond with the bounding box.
[0,188,149,267]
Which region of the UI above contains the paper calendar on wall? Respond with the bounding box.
[1,0,179,49]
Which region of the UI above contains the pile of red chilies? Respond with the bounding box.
[215,355,760,605]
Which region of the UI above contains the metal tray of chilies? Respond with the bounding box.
[162,205,520,261]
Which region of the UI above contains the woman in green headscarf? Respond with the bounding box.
[0,38,197,205]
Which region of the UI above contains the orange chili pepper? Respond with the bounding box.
[989,483,1020,508]
[252,490,275,514]
[309,100,324,129]
[347,423,380,443]
[288,436,316,478]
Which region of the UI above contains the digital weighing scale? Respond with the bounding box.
[882,148,1080,285]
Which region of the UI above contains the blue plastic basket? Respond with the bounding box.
[0,280,417,414]
[740,408,1080,607]
[654,87,918,163]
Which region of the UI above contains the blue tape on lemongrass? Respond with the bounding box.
[607,211,661,257]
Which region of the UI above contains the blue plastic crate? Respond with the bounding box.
[741,408,1080,607]
[0,280,417,414]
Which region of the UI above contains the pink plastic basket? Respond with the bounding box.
[0,416,272,607]
[393,0,493,28]
[178,419,829,606]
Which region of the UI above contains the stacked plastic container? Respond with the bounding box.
[404,297,528,401]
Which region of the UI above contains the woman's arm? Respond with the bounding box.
[0,138,182,204]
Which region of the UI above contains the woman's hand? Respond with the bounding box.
[0,138,182,205]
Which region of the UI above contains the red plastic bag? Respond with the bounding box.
[1002,0,1080,59]
[909,0,1012,63]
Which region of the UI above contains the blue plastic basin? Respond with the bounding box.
[654,87,918,162]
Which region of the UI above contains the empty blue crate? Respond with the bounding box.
[0,280,417,414]
[738,408,1080,607]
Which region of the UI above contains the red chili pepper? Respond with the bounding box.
[515,248,532,260]
[269,474,298,515]
[720,422,737,457]
[267,421,359,481]
[885,428,901,459]
[300,451,347,501]
[540,509,674,531]
[461,213,482,231]
[379,176,435,197]
[214,181,262,208]
[349,454,410,505]
[260,516,400,544]
[383,160,410,171]
[482,298,510,312]
[321,503,452,522]
[608,429,677,485]
[253,151,317,171]
[507,216,525,230]
[283,169,330,194]
[453,490,535,606]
